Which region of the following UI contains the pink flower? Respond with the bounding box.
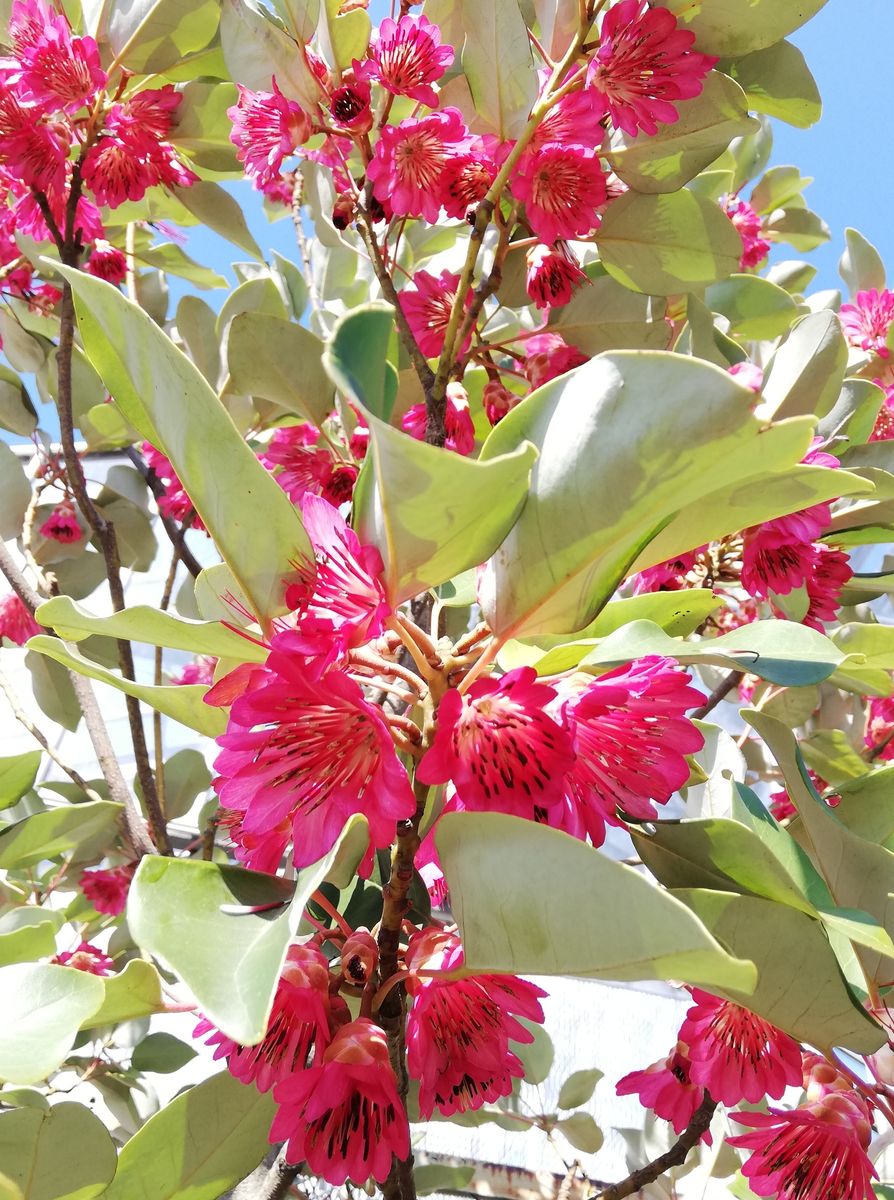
[865,696,894,761]
[399,268,471,360]
[525,242,587,310]
[80,865,134,915]
[402,382,475,455]
[0,593,40,645]
[283,493,390,661]
[364,14,454,107]
[678,990,802,1105]
[586,0,716,137]
[741,530,819,599]
[52,941,114,976]
[39,501,81,544]
[213,645,415,870]
[523,332,588,388]
[228,82,312,188]
[86,239,127,284]
[511,143,606,244]
[840,289,894,357]
[769,771,835,822]
[483,379,520,426]
[869,382,894,441]
[616,1043,708,1139]
[270,1018,409,1186]
[7,0,106,111]
[723,197,771,271]
[329,74,373,135]
[554,657,704,845]
[195,943,332,1092]
[440,140,499,220]
[0,93,69,193]
[630,548,702,594]
[728,361,765,392]
[416,831,448,907]
[728,1092,876,1200]
[531,88,607,154]
[803,544,851,631]
[367,108,471,222]
[405,927,547,1117]
[416,667,576,816]
[169,655,217,686]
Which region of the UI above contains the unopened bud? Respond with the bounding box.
[341,929,379,986]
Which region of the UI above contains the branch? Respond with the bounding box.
[124,447,203,579]
[596,1094,717,1200]
[692,671,741,720]
[221,1147,303,1200]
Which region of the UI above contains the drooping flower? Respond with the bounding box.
[0,99,69,193]
[260,424,338,505]
[270,1018,409,1186]
[86,238,127,284]
[865,695,894,761]
[616,1043,708,1139]
[80,864,134,915]
[195,943,332,1091]
[869,382,894,441]
[728,1091,876,1200]
[213,645,415,870]
[723,197,771,271]
[417,667,576,816]
[228,82,312,188]
[283,493,390,662]
[169,655,217,687]
[840,288,894,357]
[511,143,607,245]
[630,548,703,594]
[0,592,40,645]
[586,0,716,137]
[525,241,588,310]
[803,544,852,631]
[7,0,106,112]
[329,74,373,135]
[553,657,704,845]
[405,927,547,1117]
[363,14,454,107]
[768,769,832,822]
[399,268,472,360]
[402,382,475,455]
[483,379,520,426]
[367,108,471,222]
[741,530,818,600]
[678,990,802,1105]
[530,87,607,154]
[523,332,588,389]
[440,140,499,220]
[728,361,765,393]
[52,941,114,976]
[39,500,81,544]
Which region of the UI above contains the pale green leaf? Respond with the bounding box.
[460,0,537,140]
[0,911,59,969]
[138,243,228,291]
[24,637,225,738]
[106,0,219,72]
[131,1032,197,1074]
[221,0,319,110]
[759,311,847,421]
[0,802,123,870]
[227,313,333,426]
[557,1113,603,1154]
[654,0,831,57]
[721,41,821,129]
[705,274,797,340]
[548,267,670,355]
[0,965,104,1084]
[0,752,41,812]
[170,80,241,175]
[82,960,166,1028]
[840,228,886,297]
[557,1069,602,1110]
[436,812,757,992]
[597,190,743,295]
[322,302,397,421]
[0,443,31,542]
[101,1071,275,1200]
[171,181,264,262]
[49,263,310,626]
[0,367,37,438]
[316,0,371,70]
[0,1102,116,1200]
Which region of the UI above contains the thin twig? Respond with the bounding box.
[596,1094,718,1200]
[124,447,203,579]
[692,671,742,720]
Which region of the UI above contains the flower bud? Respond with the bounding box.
[340,929,379,986]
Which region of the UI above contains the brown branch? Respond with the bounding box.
[692,671,742,720]
[124,447,203,579]
[596,1094,717,1200]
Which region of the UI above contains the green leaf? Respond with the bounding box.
[671,889,883,1053]
[632,817,816,916]
[316,0,371,70]
[801,730,870,786]
[579,619,844,687]
[460,0,537,140]
[24,637,224,738]
[268,0,319,42]
[149,749,211,823]
[557,1068,602,1110]
[0,1102,117,1200]
[0,910,59,968]
[131,1032,197,1074]
[0,443,31,542]
[477,351,836,639]
[415,1165,476,1197]
[548,267,670,355]
[721,41,821,128]
[101,1070,275,1200]
[82,960,166,1028]
[34,596,266,663]
[767,206,831,253]
[597,190,743,295]
[227,313,333,426]
[24,653,81,733]
[818,378,885,452]
[106,0,219,72]
[654,0,831,56]
[0,964,104,1084]
[322,302,398,422]
[128,816,366,1044]
[840,227,886,296]
[221,0,319,110]
[556,1112,603,1154]
[138,243,228,291]
[0,801,123,870]
[172,181,264,262]
[170,80,241,175]
[51,263,310,626]
[834,767,894,850]
[608,72,757,194]
[746,710,894,984]
[705,274,797,340]
[0,367,36,438]
[515,1022,554,1085]
[760,311,847,421]
[436,812,757,992]
[0,753,41,813]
